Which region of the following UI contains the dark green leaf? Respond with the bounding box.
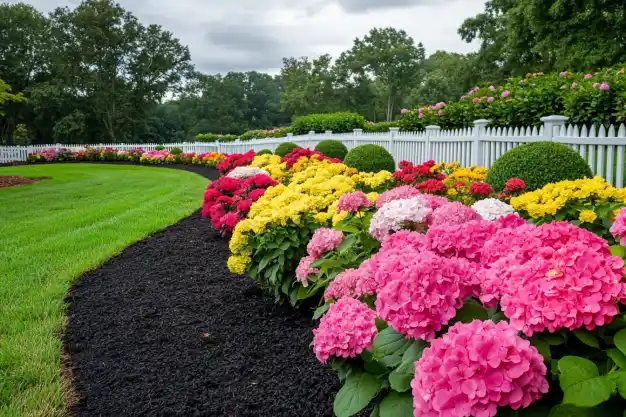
[614,329,626,356]
[573,329,600,348]
[610,245,626,258]
[454,299,488,323]
[379,392,413,417]
[541,333,566,346]
[548,404,595,417]
[607,349,626,369]
[333,372,382,417]
[531,336,551,362]
[313,303,330,320]
[370,405,380,417]
[372,328,410,361]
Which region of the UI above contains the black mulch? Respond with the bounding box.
[62,169,339,416]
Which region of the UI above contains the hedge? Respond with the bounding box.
[314,140,348,160]
[292,112,366,135]
[275,142,300,157]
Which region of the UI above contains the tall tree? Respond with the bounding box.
[337,28,425,121]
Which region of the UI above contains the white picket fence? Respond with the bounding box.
[0,142,219,165]
[3,115,626,187]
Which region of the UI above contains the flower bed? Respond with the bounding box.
[207,144,626,416]
[26,147,227,167]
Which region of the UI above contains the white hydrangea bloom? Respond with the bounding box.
[369,197,432,241]
[227,166,270,179]
[471,198,515,221]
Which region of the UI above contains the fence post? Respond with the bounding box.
[389,127,400,165]
[353,129,363,149]
[425,125,440,162]
[540,115,568,141]
[216,140,221,154]
[472,119,488,166]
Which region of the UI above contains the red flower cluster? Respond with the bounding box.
[468,182,494,196]
[201,174,277,236]
[217,150,256,175]
[416,179,448,195]
[504,178,526,193]
[393,160,445,185]
[280,148,342,169]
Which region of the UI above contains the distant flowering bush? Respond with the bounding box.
[217,150,256,175]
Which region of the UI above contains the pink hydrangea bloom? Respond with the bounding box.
[307,228,344,258]
[381,230,427,252]
[401,108,409,114]
[418,113,424,119]
[495,213,528,229]
[472,98,480,103]
[429,202,481,227]
[600,82,610,91]
[481,223,538,266]
[501,242,626,336]
[420,194,449,210]
[312,298,377,363]
[501,90,511,97]
[376,186,421,209]
[295,256,319,287]
[324,268,362,301]
[336,191,371,213]
[412,320,549,417]
[427,220,499,262]
[593,82,600,88]
[585,73,592,79]
[611,208,626,245]
[535,221,610,256]
[487,97,495,103]
[375,251,464,340]
[370,197,432,241]
[489,85,496,91]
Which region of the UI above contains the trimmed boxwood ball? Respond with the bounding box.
[170,147,183,155]
[275,142,300,157]
[315,140,348,160]
[256,149,273,156]
[486,141,593,191]
[344,144,395,173]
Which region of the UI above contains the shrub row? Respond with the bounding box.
[401,64,626,131]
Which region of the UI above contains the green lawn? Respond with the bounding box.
[0,164,208,416]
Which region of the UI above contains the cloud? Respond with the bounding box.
[5,0,485,74]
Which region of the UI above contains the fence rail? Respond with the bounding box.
[3,115,626,187]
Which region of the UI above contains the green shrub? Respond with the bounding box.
[257,149,273,156]
[344,144,395,173]
[196,133,219,142]
[363,121,401,133]
[486,141,592,191]
[170,147,183,155]
[155,145,165,151]
[292,112,367,135]
[275,142,300,157]
[314,140,348,160]
[220,135,238,142]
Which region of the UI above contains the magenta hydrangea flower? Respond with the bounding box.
[381,230,427,252]
[307,228,344,258]
[376,186,421,209]
[472,97,480,103]
[500,242,626,336]
[572,82,578,88]
[427,220,499,263]
[375,251,464,340]
[429,202,481,227]
[480,223,538,266]
[600,82,610,90]
[611,208,626,245]
[585,73,592,79]
[593,82,600,88]
[412,320,549,417]
[420,194,449,210]
[495,213,527,229]
[312,298,377,363]
[501,90,511,98]
[324,268,362,301]
[336,191,371,213]
[295,256,319,287]
[535,221,610,256]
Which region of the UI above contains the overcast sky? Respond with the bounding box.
[11,0,486,74]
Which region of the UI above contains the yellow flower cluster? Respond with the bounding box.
[192,151,225,166]
[228,162,359,272]
[431,161,461,174]
[579,210,598,223]
[350,171,394,189]
[444,166,488,186]
[249,154,288,182]
[511,176,626,218]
